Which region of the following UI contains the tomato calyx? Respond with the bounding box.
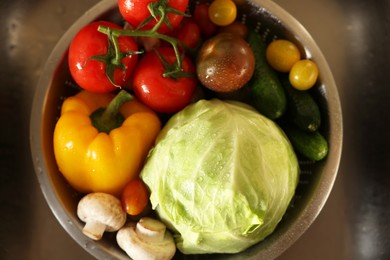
[139,0,190,33]
[92,0,193,83]
[86,27,143,88]
[90,90,133,133]
[153,48,194,79]
[98,26,190,80]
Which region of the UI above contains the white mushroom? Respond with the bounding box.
[77,192,127,240]
[117,217,176,260]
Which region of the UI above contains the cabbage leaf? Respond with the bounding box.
[140,99,299,254]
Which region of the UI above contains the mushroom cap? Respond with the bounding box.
[77,192,126,232]
[117,222,176,260]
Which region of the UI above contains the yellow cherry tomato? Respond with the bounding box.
[208,0,237,26]
[289,59,319,90]
[266,39,301,72]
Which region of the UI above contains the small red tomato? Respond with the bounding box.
[176,19,201,50]
[132,47,197,113]
[218,21,249,38]
[121,178,150,216]
[159,18,201,50]
[193,3,218,36]
[118,0,189,34]
[68,21,138,93]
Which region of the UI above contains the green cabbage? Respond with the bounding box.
[140,99,299,254]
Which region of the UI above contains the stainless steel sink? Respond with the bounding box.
[1,0,389,259]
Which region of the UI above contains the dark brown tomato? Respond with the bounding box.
[196,33,255,93]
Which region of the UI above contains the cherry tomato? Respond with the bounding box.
[161,18,201,49]
[118,0,189,34]
[208,0,237,26]
[196,33,255,92]
[68,21,138,93]
[218,20,248,38]
[175,19,201,50]
[266,39,301,73]
[132,47,197,113]
[193,3,218,36]
[289,59,319,90]
[121,178,150,216]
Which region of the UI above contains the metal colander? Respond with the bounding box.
[30,0,343,259]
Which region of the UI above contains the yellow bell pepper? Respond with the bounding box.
[53,90,161,197]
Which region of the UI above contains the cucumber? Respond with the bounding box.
[281,76,321,132]
[281,122,328,161]
[246,31,287,120]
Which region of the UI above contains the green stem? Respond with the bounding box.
[111,32,122,66]
[150,6,166,34]
[90,90,133,133]
[98,26,185,76]
[91,0,191,84]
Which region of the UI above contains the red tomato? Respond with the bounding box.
[121,178,149,216]
[218,21,249,38]
[118,0,189,34]
[159,18,201,50]
[193,3,218,36]
[68,21,138,93]
[132,47,197,113]
[176,19,201,49]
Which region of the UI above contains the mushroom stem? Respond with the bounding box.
[117,218,176,260]
[136,217,166,243]
[77,193,127,241]
[83,220,107,240]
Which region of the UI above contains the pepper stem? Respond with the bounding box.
[90,90,133,133]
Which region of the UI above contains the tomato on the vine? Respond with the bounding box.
[132,47,197,113]
[68,21,139,93]
[118,0,189,34]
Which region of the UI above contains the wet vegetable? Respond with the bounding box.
[121,178,150,216]
[53,90,161,196]
[289,59,319,90]
[281,122,328,161]
[118,0,189,33]
[246,30,287,119]
[132,47,197,113]
[265,39,301,73]
[281,76,322,132]
[208,0,237,26]
[141,99,299,254]
[218,20,248,38]
[193,3,218,36]
[196,33,255,92]
[68,21,139,93]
